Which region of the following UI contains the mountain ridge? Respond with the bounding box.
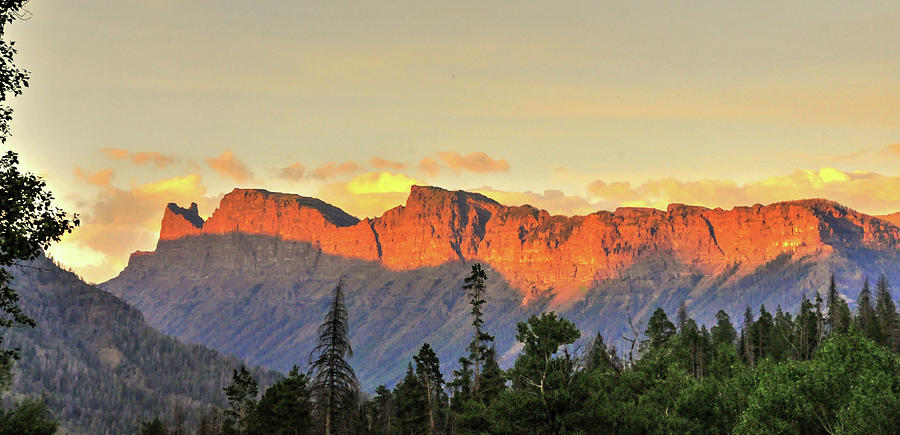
[150,186,900,303]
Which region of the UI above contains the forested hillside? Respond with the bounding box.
[2,257,280,433]
[144,267,900,434]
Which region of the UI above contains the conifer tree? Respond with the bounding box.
[254,365,313,433]
[710,310,737,347]
[677,300,688,333]
[395,362,427,435]
[825,276,852,336]
[413,343,445,435]
[308,279,358,435]
[372,385,395,435]
[814,292,825,348]
[754,305,773,361]
[585,332,620,373]
[770,306,794,362]
[795,294,818,360]
[741,307,755,366]
[856,278,881,342]
[223,366,258,435]
[461,263,495,397]
[643,308,676,350]
[874,275,898,350]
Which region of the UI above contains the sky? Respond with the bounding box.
[4,1,899,283]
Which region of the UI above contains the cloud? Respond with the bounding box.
[347,172,422,195]
[472,186,600,216]
[418,157,440,177]
[206,150,252,182]
[318,171,422,218]
[277,162,306,180]
[587,167,900,214]
[369,157,406,171]
[47,173,218,283]
[311,161,360,180]
[437,151,509,173]
[100,147,175,167]
[74,167,114,188]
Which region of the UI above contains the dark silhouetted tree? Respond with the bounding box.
[394,362,427,435]
[874,275,898,350]
[856,278,881,342]
[308,279,358,435]
[413,343,445,435]
[372,385,395,435]
[461,263,494,396]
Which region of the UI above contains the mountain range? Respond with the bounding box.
[103,186,900,389]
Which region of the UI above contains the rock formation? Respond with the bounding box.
[153,186,900,302]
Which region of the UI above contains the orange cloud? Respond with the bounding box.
[318,171,422,218]
[311,161,360,180]
[277,162,306,180]
[418,157,440,177]
[369,157,406,171]
[74,167,114,188]
[48,173,218,283]
[206,150,252,182]
[100,147,174,167]
[437,151,509,173]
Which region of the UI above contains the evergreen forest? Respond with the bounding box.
[139,266,900,435]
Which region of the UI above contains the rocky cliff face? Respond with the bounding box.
[154,186,900,302]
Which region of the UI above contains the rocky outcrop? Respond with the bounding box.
[159,202,204,240]
[153,186,900,301]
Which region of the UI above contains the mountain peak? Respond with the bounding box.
[223,188,360,227]
[159,202,204,240]
[406,185,499,209]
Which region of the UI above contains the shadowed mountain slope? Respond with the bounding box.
[3,257,279,434]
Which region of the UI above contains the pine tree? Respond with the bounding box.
[413,343,445,435]
[372,385,395,435]
[710,310,737,347]
[585,332,620,373]
[753,305,773,361]
[825,276,851,336]
[677,300,688,333]
[644,308,676,350]
[254,365,313,434]
[795,294,818,360]
[395,363,427,435]
[856,278,881,342]
[814,292,825,348]
[770,306,794,362]
[308,279,358,435]
[461,263,496,399]
[825,275,839,332]
[223,366,258,435]
[741,307,755,366]
[874,275,898,350]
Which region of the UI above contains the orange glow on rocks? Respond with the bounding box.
[154,186,900,303]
